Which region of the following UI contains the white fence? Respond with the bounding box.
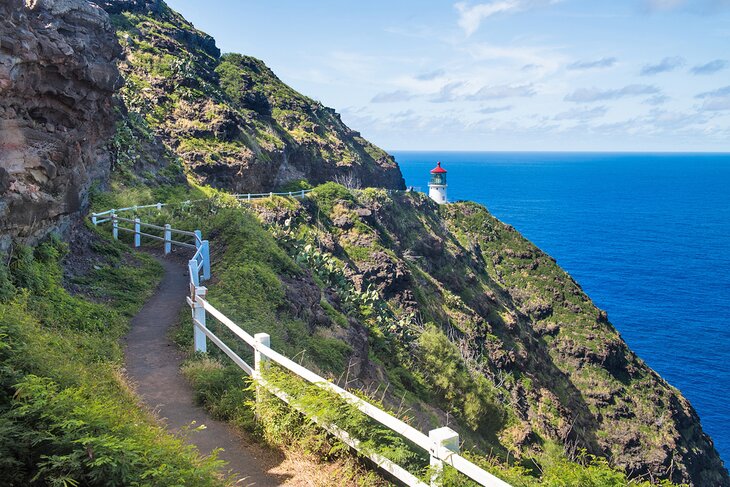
[91,197,510,487]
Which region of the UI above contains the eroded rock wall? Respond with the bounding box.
[0,0,121,251]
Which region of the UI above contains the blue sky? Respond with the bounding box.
[166,0,730,151]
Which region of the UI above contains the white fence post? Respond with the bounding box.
[254,332,271,416]
[112,212,118,240]
[91,214,98,226]
[301,189,305,197]
[201,239,210,281]
[164,224,171,254]
[254,333,270,373]
[134,218,141,247]
[157,202,162,210]
[429,427,460,486]
[192,286,207,353]
[248,193,251,201]
[269,192,273,198]
[188,259,199,287]
[194,229,202,249]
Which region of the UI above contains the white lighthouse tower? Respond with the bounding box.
[428,161,448,204]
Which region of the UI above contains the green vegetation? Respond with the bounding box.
[110,4,398,192]
[88,180,681,486]
[0,235,224,486]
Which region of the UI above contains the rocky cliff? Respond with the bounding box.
[98,0,405,192]
[243,188,729,486]
[0,0,122,251]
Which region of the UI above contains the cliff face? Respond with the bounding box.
[0,0,122,251]
[244,188,729,486]
[98,0,405,192]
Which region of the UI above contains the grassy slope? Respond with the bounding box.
[107,3,402,191]
[0,232,224,486]
[97,180,681,486]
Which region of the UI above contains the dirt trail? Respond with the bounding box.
[124,254,288,486]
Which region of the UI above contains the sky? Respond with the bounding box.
[165,0,730,152]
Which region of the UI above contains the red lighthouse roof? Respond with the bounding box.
[430,161,447,174]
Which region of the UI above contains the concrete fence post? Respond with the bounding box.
[134,218,141,247]
[301,189,305,197]
[164,224,171,254]
[201,239,210,281]
[191,286,208,353]
[112,212,118,240]
[91,214,98,226]
[248,193,251,201]
[156,202,162,210]
[429,427,460,486]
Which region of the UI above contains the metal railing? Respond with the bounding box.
[91,203,510,487]
[90,189,314,224]
[233,188,313,201]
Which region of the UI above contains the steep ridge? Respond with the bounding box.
[94,0,405,192]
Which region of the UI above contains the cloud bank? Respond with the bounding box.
[691,59,728,74]
[640,56,685,75]
[567,57,617,70]
[565,84,660,102]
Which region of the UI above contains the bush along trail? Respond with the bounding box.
[0,232,226,486]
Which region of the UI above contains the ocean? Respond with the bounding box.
[392,151,730,463]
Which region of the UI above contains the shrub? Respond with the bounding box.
[0,236,223,486]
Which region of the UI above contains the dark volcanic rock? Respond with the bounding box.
[0,0,121,251]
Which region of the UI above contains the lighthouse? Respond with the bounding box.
[428,161,448,204]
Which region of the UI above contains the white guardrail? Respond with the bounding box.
[90,195,510,487]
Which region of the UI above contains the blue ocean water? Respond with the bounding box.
[393,151,730,463]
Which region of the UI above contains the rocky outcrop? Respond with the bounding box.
[99,1,405,193]
[0,0,121,251]
[247,190,729,486]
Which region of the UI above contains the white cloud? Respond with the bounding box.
[640,56,685,75]
[455,1,522,36]
[554,106,609,120]
[454,1,561,36]
[691,59,729,75]
[478,105,513,113]
[567,57,617,70]
[415,69,446,81]
[565,84,660,102]
[643,0,730,13]
[431,82,467,103]
[468,83,536,100]
[644,94,671,105]
[644,0,686,11]
[696,85,730,111]
[371,90,416,103]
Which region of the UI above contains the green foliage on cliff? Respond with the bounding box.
[107,3,403,192]
[0,236,223,486]
[92,182,689,486]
